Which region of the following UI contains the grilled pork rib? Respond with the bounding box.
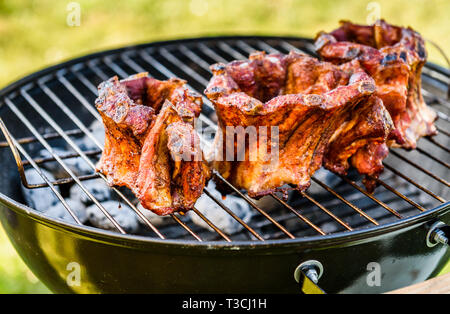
[205,51,393,196]
[315,19,437,149]
[96,73,210,215]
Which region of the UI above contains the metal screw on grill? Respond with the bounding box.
[433,229,449,245]
[303,268,320,284]
[294,260,323,282]
[426,222,450,247]
[294,260,325,294]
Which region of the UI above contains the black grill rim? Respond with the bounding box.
[0,35,449,248]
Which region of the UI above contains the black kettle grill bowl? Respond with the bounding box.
[0,36,448,293]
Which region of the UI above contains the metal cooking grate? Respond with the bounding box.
[0,37,448,242]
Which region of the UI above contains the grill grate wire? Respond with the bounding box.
[0,37,448,242]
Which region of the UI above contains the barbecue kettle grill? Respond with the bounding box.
[0,36,449,294]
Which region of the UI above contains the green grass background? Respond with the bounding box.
[0,0,448,293]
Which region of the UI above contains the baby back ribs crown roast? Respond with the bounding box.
[315,19,437,149]
[205,51,394,197]
[95,72,210,215]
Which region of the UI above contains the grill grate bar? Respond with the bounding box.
[202,188,265,241]
[159,48,210,86]
[170,213,202,241]
[0,118,83,225]
[236,40,263,55]
[102,57,130,79]
[436,111,450,123]
[422,88,450,108]
[38,80,104,149]
[179,48,213,73]
[217,42,247,60]
[382,163,445,202]
[298,191,353,231]
[414,147,450,169]
[213,171,295,239]
[279,40,313,55]
[371,176,426,211]
[197,43,228,64]
[56,71,102,121]
[191,207,232,242]
[71,66,99,95]
[269,192,329,234]
[0,129,84,147]
[311,177,379,225]
[390,150,450,187]
[88,59,109,81]
[121,53,154,76]
[219,41,256,59]
[436,125,450,137]
[425,136,450,153]
[104,56,130,79]
[338,175,404,218]
[255,41,281,54]
[16,173,100,188]
[22,149,102,166]
[422,61,450,84]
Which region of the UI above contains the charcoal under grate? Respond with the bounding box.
[0,36,448,243]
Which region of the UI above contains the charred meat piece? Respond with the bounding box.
[284,53,394,191]
[135,101,210,215]
[95,73,155,188]
[315,19,437,149]
[324,96,393,191]
[205,51,392,196]
[96,73,209,215]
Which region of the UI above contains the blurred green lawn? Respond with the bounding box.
[0,0,448,293]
